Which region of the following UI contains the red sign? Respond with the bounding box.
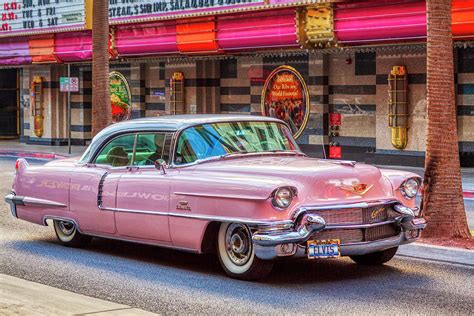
[330,113,341,126]
[329,146,342,159]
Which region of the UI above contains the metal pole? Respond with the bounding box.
[67,64,71,155]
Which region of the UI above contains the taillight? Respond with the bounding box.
[15,159,20,172]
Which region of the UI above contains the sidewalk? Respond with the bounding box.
[0,140,86,159]
[0,274,155,315]
[397,242,474,267]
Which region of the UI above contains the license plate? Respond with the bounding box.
[307,239,340,259]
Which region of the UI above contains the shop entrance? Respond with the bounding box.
[0,69,19,138]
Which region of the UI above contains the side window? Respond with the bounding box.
[133,132,172,166]
[95,134,135,167]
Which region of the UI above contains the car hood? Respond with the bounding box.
[191,155,394,203]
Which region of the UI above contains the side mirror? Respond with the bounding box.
[154,159,167,174]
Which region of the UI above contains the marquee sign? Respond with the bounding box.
[109,0,264,22]
[0,0,316,38]
[0,0,84,37]
[261,65,310,139]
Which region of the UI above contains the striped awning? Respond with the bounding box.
[55,31,93,62]
[334,0,427,44]
[29,35,57,63]
[115,21,178,56]
[176,17,220,54]
[453,0,474,40]
[0,38,31,65]
[217,9,298,51]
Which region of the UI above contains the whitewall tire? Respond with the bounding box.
[53,220,91,247]
[217,222,273,280]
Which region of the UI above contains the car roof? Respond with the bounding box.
[96,114,284,138]
[85,114,286,162]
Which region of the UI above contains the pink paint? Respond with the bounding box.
[334,0,427,44]
[55,31,93,62]
[217,9,298,51]
[115,21,179,56]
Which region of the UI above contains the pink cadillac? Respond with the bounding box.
[5,115,426,280]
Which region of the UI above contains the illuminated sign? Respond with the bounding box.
[0,0,84,37]
[261,66,310,139]
[109,0,264,21]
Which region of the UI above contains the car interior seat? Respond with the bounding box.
[106,146,129,167]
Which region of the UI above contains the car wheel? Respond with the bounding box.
[350,247,398,265]
[53,220,91,248]
[217,222,273,280]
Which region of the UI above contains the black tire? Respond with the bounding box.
[217,222,273,281]
[53,220,92,248]
[350,247,398,265]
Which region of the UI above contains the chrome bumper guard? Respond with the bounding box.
[5,192,20,218]
[252,203,427,260]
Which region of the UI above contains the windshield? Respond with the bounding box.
[174,121,300,165]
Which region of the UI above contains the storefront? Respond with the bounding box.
[1,0,474,166]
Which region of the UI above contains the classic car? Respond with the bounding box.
[5,115,426,280]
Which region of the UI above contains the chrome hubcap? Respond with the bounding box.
[225,223,252,266]
[58,221,75,236]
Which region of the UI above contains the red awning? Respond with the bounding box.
[453,0,474,40]
[334,0,427,44]
[55,31,93,62]
[116,20,178,57]
[29,35,57,63]
[217,9,298,51]
[176,17,220,54]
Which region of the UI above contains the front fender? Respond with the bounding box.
[380,169,422,208]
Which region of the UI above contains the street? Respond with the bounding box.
[0,158,473,314]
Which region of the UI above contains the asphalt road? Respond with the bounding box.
[1,158,473,314]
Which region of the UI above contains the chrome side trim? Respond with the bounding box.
[174,191,269,201]
[23,197,67,208]
[5,194,66,209]
[99,205,292,227]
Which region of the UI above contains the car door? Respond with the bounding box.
[70,133,136,235]
[114,132,174,242]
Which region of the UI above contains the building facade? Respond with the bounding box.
[0,0,473,166]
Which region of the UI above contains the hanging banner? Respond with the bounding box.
[261,65,310,139]
[110,71,131,123]
[0,0,84,37]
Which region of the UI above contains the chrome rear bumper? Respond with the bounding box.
[252,203,427,260]
[4,193,19,218]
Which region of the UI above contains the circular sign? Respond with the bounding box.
[109,71,131,123]
[261,66,310,139]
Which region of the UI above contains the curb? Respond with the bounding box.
[1,274,155,315]
[0,150,67,160]
[397,242,474,267]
